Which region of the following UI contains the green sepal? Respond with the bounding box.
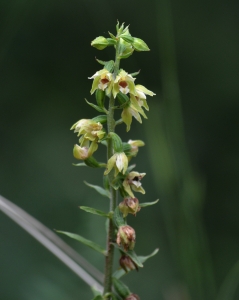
[95,58,106,66]
[108,132,123,152]
[84,156,106,168]
[113,243,144,268]
[84,181,110,198]
[56,231,107,255]
[112,277,131,298]
[140,199,159,208]
[80,206,110,218]
[120,35,134,44]
[92,115,107,124]
[138,248,159,264]
[107,38,117,46]
[116,92,130,105]
[113,206,126,228]
[85,99,106,113]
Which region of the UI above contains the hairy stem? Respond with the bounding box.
[103,41,121,297]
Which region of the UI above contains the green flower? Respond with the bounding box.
[123,171,146,197]
[104,152,128,177]
[113,70,136,98]
[135,84,156,111]
[71,119,105,142]
[89,69,113,96]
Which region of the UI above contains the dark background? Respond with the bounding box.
[1,0,239,299]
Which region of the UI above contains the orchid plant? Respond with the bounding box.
[58,22,159,300]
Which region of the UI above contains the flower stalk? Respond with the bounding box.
[67,22,158,300]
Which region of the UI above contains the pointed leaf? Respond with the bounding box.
[140,199,159,208]
[92,296,104,300]
[56,231,107,255]
[84,181,110,198]
[138,248,159,264]
[85,99,105,112]
[112,277,131,298]
[72,162,87,167]
[80,206,110,218]
[112,268,126,280]
[113,243,143,268]
[113,206,126,228]
[104,60,114,72]
[92,115,107,124]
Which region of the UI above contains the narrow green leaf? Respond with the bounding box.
[56,231,106,256]
[84,181,110,198]
[72,162,87,167]
[113,206,126,228]
[85,99,105,113]
[138,248,159,264]
[96,58,107,65]
[113,243,143,268]
[112,277,131,298]
[80,206,110,218]
[140,199,159,208]
[91,287,102,297]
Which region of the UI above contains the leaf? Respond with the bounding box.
[113,243,143,268]
[113,206,126,228]
[80,206,110,218]
[104,60,114,72]
[84,181,110,198]
[140,199,159,208]
[85,99,105,113]
[137,248,159,264]
[91,287,102,297]
[72,162,87,167]
[112,268,126,280]
[126,164,136,173]
[56,231,106,256]
[112,277,131,298]
[92,296,104,300]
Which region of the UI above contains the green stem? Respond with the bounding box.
[103,40,121,297]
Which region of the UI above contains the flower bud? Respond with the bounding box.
[119,255,138,273]
[91,36,109,50]
[132,38,150,51]
[116,225,136,251]
[125,294,140,300]
[119,197,141,217]
[73,144,89,160]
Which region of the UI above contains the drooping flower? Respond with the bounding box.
[116,225,136,251]
[123,171,146,198]
[73,139,98,160]
[71,119,105,142]
[125,294,140,300]
[113,70,136,98]
[127,140,145,158]
[104,152,128,177]
[119,255,138,273]
[134,84,156,111]
[89,69,113,95]
[119,197,141,217]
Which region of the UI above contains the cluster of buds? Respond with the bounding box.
[69,22,157,300]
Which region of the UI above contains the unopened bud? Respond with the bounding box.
[119,197,141,217]
[91,36,109,50]
[73,144,89,160]
[132,38,150,51]
[125,294,140,300]
[119,255,138,273]
[117,225,136,251]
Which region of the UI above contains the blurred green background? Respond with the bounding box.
[1,0,239,299]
